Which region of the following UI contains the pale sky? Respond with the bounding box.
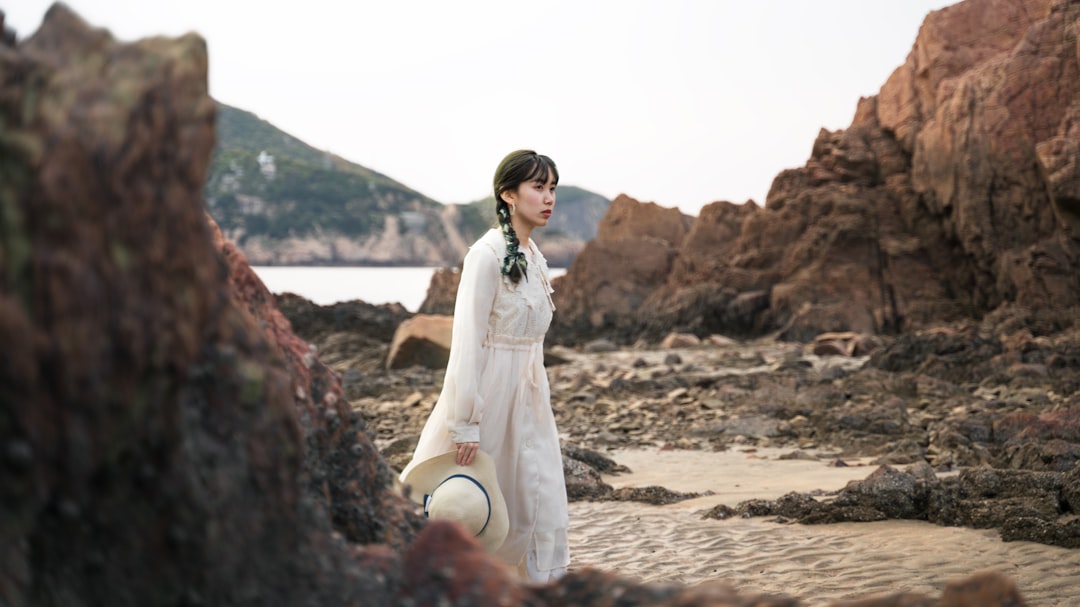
[7,1,955,215]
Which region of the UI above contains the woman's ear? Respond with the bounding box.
[499,188,516,204]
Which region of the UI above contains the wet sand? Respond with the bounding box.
[567,447,1080,605]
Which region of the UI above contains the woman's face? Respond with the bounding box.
[505,170,557,229]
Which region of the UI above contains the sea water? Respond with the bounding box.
[252,266,566,312]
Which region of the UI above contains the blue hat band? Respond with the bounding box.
[423,473,493,537]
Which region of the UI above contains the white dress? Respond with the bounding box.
[400,228,570,574]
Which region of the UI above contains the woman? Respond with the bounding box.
[399,149,569,582]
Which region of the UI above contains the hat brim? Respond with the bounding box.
[402,450,509,552]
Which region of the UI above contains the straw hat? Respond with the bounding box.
[401,450,509,552]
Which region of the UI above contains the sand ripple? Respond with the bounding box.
[568,457,1080,606]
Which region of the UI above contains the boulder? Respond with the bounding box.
[274,292,414,373]
[417,266,461,316]
[386,314,454,369]
[811,331,883,357]
[660,332,701,349]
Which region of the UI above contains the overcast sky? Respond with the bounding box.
[8,1,955,215]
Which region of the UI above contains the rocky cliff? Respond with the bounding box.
[0,6,419,604]
[552,0,1080,345]
[551,195,697,339]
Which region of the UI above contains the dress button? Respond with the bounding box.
[525,439,533,448]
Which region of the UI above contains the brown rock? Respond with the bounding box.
[1036,108,1080,243]
[1,12,15,46]
[275,291,412,346]
[528,568,799,606]
[273,291,413,376]
[708,334,739,347]
[386,313,454,369]
[402,521,525,607]
[812,339,851,357]
[418,266,461,315]
[638,200,764,338]
[0,6,411,603]
[938,570,1028,607]
[551,195,694,343]
[852,333,885,356]
[831,592,934,606]
[209,218,423,548]
[830,571,1028,606]
[595,194,695,244]
[563,457,614,502]
[551,0,1080,345]
[660,332,701,349]
[811,331,883,357]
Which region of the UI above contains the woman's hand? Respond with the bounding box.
[455,441,479,466]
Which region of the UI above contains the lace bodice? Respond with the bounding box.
[474,229,556,340]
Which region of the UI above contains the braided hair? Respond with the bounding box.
[492,150,559,284]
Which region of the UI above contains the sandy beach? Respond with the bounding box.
[567,447,1080,605]
[354,336,1080,605]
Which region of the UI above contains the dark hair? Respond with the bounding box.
[492,150,559,283]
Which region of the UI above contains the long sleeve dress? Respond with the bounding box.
[399,228,570,576]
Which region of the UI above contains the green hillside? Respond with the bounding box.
[204,101,609,265]
[212,102,407,186]
[205,103,442,241]
[463,186,610,241]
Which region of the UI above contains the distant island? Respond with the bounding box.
[204,103,610,267]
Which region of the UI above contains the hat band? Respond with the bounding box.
[424,473,493,537]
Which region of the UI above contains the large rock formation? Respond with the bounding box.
[209,218,423,547]
[0,6,415,604]
[552,195,696,342]
[553,0,1080,344]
